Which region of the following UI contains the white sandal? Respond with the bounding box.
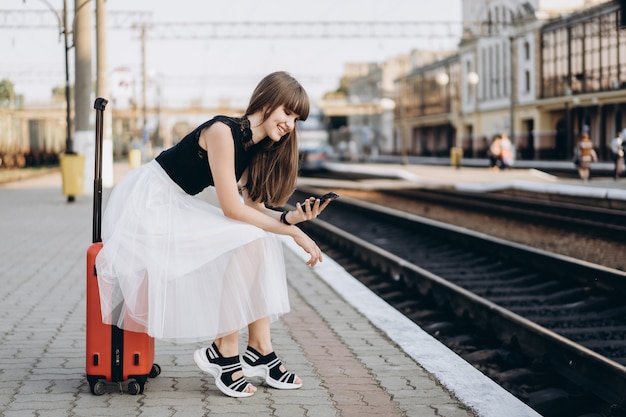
[241,346,302,390]
[193,343,255,398]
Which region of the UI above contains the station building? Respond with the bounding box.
[339,0,626,162]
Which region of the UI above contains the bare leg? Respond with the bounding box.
[247,318,302,385]
[214,331,240,357]
[214,331,257,394]
[578,168,589,181]
[247,318,273,355]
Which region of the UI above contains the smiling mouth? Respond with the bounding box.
[278,126,286,136]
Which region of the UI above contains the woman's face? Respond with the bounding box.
[264,105,300,142]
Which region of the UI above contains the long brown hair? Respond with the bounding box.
[244,71,310,206]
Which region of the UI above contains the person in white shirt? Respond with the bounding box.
[610,130,625,180]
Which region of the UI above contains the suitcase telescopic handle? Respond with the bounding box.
[92,97,108,244]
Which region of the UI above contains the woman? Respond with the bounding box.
[95,71,330,397]
[574,132,597,181]
[499,133,514,169]
[488,134,502,170]
[610,130,624,180]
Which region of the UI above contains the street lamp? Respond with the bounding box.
[436,70,461,168]
[467,71,479,155]
[399,77,409,165]
[62,0,72,154]
[435,72,450,89]
[468,72,480,88]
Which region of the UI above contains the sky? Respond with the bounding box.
[2,0,463,108]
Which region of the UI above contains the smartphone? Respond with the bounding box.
[319,192,339,202]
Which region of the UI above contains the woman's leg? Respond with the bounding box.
[615,157,624,179]
[246,318,273,355]
[579,167,589,181]
[243,317,302,388]
[215,331,257,394]
[214,331,241,357]
[193,330,257,396]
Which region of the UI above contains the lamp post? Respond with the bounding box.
[467,71,480,157]
[399,77,409,165]
[62,0,72,154]
[564,83,572,160]
[436,71,457,166]
[436,71,458,166]
[509,35,517,148]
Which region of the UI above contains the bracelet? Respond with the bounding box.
[280,210,291,225]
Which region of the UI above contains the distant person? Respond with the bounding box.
[574,132,597,181]
[488,134,502,170]
[499,133,514,169]
[338,140,348,161]
[96,72,333,398]
[610,130,624,180]
[348,140,358,162]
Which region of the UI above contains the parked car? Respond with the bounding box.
[297,110,331,172]
[299,143,333,172]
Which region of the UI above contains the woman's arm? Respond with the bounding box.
[240,185,331,226]
[200,122,323,265]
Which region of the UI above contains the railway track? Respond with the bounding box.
[290,187,626,417]
[381,188,626,241]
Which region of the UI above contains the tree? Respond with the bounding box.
[52,84,74,101]
[0,79,15,106]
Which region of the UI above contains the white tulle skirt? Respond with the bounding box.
[95,161,290,344]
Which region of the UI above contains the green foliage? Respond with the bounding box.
[52,84,74,99]
[335,76,350,95]
[0,79,15,105]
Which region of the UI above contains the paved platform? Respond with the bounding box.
[0,162,544,417]
[301,161,626,203]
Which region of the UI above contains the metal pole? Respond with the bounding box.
[400,77,408,165]
[63,0,72,153]
[74,0,92,133]
[509,35,516,146]
[141,24,148,144]
[96,0,107,98]
[27,0,72,152]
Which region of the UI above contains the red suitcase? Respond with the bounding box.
[86,97,160,395]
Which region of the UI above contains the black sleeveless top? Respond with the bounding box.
[155,115,259,195]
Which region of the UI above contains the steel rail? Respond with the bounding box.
[291,189,626,409]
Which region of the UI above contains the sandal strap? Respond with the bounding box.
[228,375,250,392]
[243,346,297,384]
[275,368,297,384]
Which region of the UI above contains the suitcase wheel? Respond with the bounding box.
[149,363,161,378]
[90,380,107,396]
[127,380,143,395]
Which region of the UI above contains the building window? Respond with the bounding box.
[466,61,472,104]
[570,24,584,93]
[540,27,569,98]
[482,49,487,99]
[495,44,501,97]
[524,41,530,61]
[489,46,494,98]
[503,39,509,96]
[541,4,626,98]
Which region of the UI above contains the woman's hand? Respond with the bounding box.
[292,229,323,267]
[286,197,332,224]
